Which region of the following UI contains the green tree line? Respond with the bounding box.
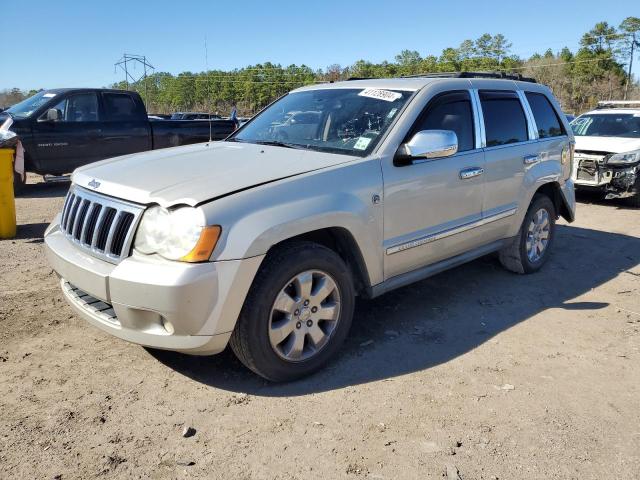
[2,18,639,116]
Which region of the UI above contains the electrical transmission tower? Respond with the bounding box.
[114,54,155,103]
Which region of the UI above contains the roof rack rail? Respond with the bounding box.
[402,71,537,83]
[596,100,640,109]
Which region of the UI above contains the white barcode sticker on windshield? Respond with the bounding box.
[354,137,372,150]
[358,88,402,102]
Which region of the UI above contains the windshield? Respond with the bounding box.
[231,88,413,156]
[5,91,57,119]
[571,113,640,138]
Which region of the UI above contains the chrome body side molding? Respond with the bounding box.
[386,207,517,255]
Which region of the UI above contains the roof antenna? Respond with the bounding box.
[205,35,213,144]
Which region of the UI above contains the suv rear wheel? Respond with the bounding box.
[499,194,556,274]
[230,241,355,382]
[626,188,640,208]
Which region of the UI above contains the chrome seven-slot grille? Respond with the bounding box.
[60,186,145,264]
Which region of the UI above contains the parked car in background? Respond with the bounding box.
[45,73,575,381]
[571,100,640,206]
[148,113,172,120]
[170,112,221,120]
[0,89,236,193]
[565,113,575,123]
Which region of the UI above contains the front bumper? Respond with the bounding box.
[45,216,263,355]
[573,156,639,199]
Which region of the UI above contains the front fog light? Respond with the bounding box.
[161,317,175,335]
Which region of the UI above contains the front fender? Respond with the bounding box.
[200,159,384,286]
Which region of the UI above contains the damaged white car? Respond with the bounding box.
[571,101,640,206]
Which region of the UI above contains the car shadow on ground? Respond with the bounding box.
[15,222,49,242]
[150,223,640,396]
[575,190,638,210]
[17,180,69,199]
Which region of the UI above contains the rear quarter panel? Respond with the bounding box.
[507,136,573,237]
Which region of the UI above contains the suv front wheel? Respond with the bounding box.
[230,241,355,382]
[499,194,557,274]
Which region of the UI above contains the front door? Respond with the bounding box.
[32,92,103,174]
[381,90,485,279]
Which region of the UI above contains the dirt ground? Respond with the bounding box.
[1,175,639,480]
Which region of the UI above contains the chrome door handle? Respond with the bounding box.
[459,167,484,179]
[523,154,539,165]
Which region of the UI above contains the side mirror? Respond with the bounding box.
[39,108,60,122]
[398,130,458,162]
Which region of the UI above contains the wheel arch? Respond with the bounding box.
[533,181,574,223]
[264,227,373,296]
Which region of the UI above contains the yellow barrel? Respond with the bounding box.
[0,148,17,239]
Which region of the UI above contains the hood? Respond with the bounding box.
[574,135,640,154]
[72,141,356,207]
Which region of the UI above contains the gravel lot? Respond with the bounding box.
[1,175,639,479]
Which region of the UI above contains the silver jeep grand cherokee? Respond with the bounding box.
[45,73,576,381]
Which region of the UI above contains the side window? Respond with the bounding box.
[410,91,475,152]
[525,92,565,138]
[480,90,528,147]
[103,93,139,121]
[46,93,99,122]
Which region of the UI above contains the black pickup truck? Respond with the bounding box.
[0,88,236,191]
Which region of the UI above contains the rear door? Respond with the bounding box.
[472,87,536,239]
[99,92,151,158]
[32,91,102,173]
[381,90,486,279]
[523,91,569,180]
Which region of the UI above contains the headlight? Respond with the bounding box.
[134,206,221,262]
[607,150,640,165]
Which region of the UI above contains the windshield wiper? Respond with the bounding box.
[254,140,302,149]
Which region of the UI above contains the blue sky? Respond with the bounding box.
[1,0,638,90]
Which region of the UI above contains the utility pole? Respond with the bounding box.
[114,54,155,105]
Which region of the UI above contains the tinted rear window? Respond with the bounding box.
[480,90,528,147]
[103,93,140,121]
[525,92,564,138]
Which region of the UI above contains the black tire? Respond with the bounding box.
[13,171,25,196]
[230,241,355,382]
[499,194,556,274]
[625,190,640,208]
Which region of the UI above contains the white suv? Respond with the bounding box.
[571,101,640,206]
